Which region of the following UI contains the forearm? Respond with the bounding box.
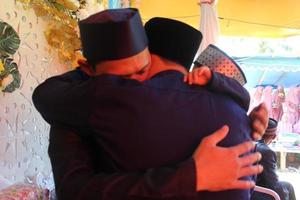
[32,69,92,127]
[76,160,196,200]
[49,126,197,200]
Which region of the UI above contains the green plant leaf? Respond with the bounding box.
[0,21,21,57]
[0,57,21,93]
[2,70,21,93]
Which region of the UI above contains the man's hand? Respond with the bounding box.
[193,125,263,191]
[249,103,268,140]
[184,66,212,86]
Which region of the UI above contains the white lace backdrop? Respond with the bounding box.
[0,0,68,189]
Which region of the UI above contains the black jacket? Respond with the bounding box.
[33,69,252,200]
[255,141,289,200]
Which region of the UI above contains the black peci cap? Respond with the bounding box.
[145,17,202,70]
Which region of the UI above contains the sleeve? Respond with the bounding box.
[261,149,279,187]
[208,72,250,111]
[32,69,93,128]
[48,126,197,200]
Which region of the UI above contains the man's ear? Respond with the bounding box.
[77,59,88,66]
[78,60,96,76]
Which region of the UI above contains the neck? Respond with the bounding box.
[147,54,187,79]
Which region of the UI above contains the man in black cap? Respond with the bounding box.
[141,17,262,199]
[253,118,296,200]
[144,17,251,112]
[33,9,268,200]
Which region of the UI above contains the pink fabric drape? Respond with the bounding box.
[277,102,294,133]
[249,86,264,112]
[261,86,273,117]
[286,87,299,125]
[292,87,300,133]
[249,86,300,134]
[271,86,285,121]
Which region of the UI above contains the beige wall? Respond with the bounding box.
[0,1,68,187]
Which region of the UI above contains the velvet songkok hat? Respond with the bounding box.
[194,44,247,85]
[79,8,148,64]
[145,17,203,70]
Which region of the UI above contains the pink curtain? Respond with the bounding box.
[271,85,285,121]
[249,86,264,112]
[249,86,300,134]
[261,86,273,117]
[277,102,294,133]
[286,87,299,125]
[292,86,300,133]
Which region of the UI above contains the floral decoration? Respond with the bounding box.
[0,183,49,200]
[17,0,86,66]
[16,0,140,66]
[0,21,21,93]
[0,57,21,93]
[0,21,21,57]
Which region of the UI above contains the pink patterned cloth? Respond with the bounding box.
[296,86,300,121]
[261,86,273,118]
[271,85,285,121]
[293,121,300,134]
[286,87,299,126]
[292,86,300,133]
[249,86,264,112]
[277,103,293,133]
[0,183,49,200]
[249,86,300,134]
[253,86,264,105]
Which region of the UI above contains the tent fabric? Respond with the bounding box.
[249,86,300,134]
[139,0,300,38]
[138,1,300,88]
[236,57,300,72]
[198,0,219,54]
[234,57,300,88]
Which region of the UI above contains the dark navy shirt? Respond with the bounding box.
[33,69,252,200]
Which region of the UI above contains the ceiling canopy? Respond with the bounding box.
[235,57,300,88]
[139,0,300,38]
